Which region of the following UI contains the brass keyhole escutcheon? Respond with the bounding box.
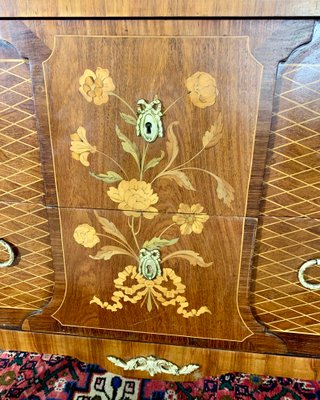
[136,96,163,143]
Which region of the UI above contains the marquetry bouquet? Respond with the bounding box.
[70,66,234,318]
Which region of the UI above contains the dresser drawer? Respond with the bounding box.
[251,29,320,353]
[260,50,320,219]
[0,55,44,204]
[32,208,254,343]
[43,35,261,218]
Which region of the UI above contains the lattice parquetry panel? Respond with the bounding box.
[0,202,54,310]
[0,59,44,203]
[252,64,320,335]
[0,58,54,310]
[261,64,320,218]
[253,216,320,335]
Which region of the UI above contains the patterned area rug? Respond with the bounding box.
[0,351,319,399]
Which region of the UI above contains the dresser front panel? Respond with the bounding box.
[0,19,316,363]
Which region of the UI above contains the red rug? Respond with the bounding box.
[0,351,319,399]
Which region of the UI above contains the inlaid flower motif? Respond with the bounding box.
[172,203,209,235]
[73,224,100,248]
[70,126,97,167]
[79,67,115,105]
[185,71,219,109]
[107,179,158,219]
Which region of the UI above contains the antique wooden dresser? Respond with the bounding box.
[0,1,320,381]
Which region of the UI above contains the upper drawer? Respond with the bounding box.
[44,35,262,217]
[0,46,45,204]
[260,61,320,218]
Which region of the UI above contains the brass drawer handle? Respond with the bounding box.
[0,240,15,268]
[107,355,199,377]
[298,259,320,290]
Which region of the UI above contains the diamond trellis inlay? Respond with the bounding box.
[0,202,54,310]
[261,64,320,219]
[0,58,54,310]
[0,59,44,203]
[252,64,320,335]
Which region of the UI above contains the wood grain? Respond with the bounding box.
[0,0,319,17]
[1,329,320,381]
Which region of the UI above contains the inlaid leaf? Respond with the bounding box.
[166,121,179,168]
[144,151,165,172]
[202,113,223,149]
[89,171,123,184]
[216,176,235,208]
[147,293,153,312]
[120,112,137,126]
[143,237,179,250]
[90,245,134,261]
[94,212,128,244]
[161,170,196,191]
[116,125,141,167]
[163,250,212,267]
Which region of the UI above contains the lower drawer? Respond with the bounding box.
[0,202,54,326]
[252,216,320,335]
[26,207,258,346]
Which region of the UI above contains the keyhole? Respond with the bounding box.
[145,122,152,134]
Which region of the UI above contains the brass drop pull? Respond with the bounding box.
[138,248,162,280]
[0,239,15,268]
[107,355,199,377]
[298,259,320,290]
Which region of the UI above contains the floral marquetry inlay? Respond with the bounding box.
[71,66,232,318]
[107,179,159,219]
[185,71,219,109]
[79,67,115,105]
[46,35,259,341]
[70,126,97,167]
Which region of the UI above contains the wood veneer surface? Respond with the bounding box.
[0,0,319,17]
[1,329,320,381]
